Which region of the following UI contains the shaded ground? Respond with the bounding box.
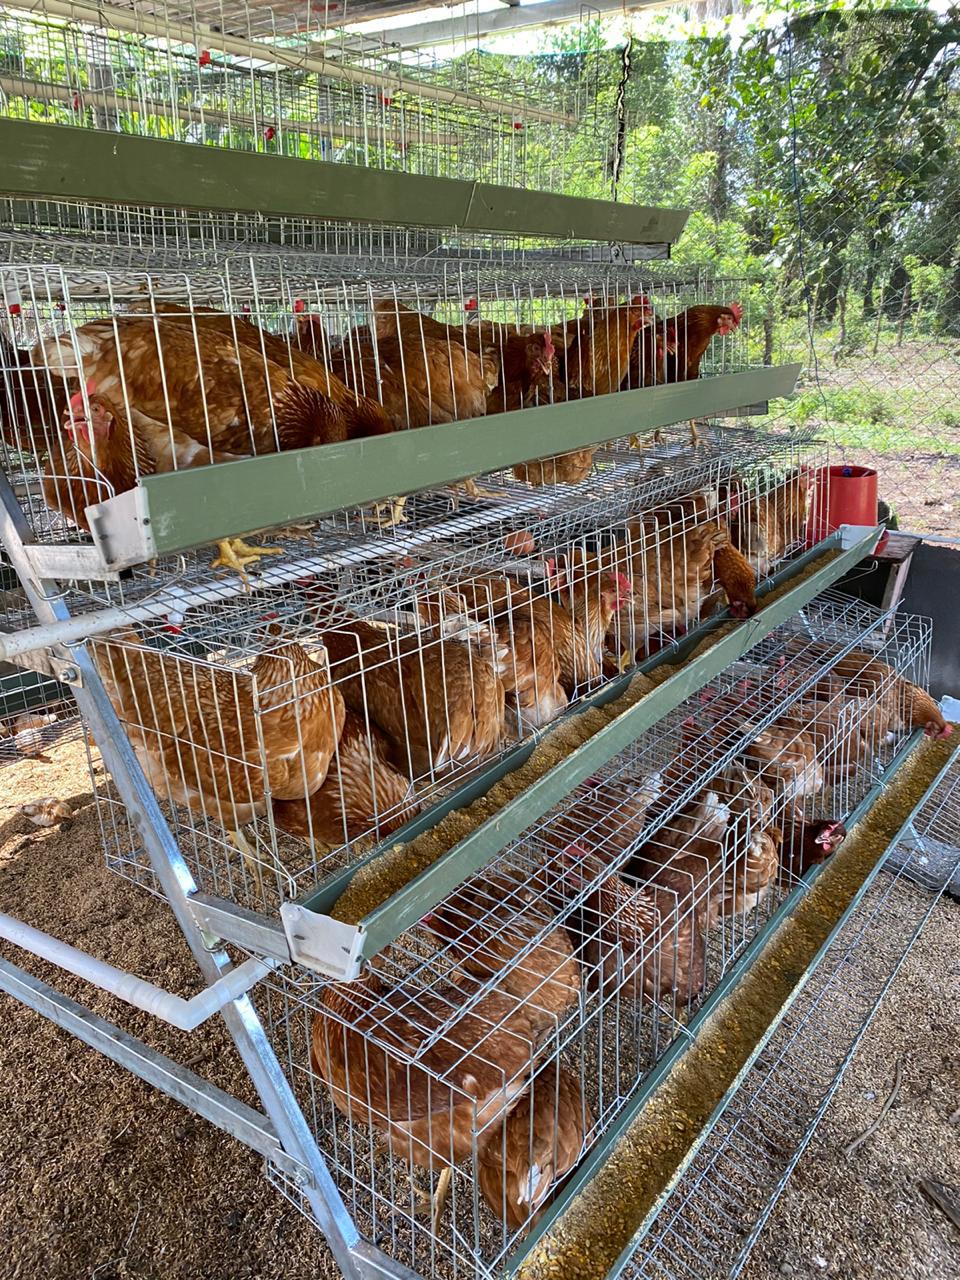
[0,740,957,1280]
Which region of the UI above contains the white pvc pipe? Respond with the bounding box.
[0,911,274,1030]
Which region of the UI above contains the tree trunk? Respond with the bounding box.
[708,111,730,222]
[763,308,775,366]
[862,224,884,320]
[818,248,844,323]
[809,281,821,333]
[942,260,960,336]
[886,264,908,319]
[872,285,885,357]
[862,259,876,320]
[834,288,847,364]
[896,281,912,347]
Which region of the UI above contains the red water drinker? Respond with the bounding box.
[807,464,885,550]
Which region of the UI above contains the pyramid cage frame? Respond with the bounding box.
[0,5,953,1280]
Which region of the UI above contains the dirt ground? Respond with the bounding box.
[0,737,958,1280]
[875,452,960,537]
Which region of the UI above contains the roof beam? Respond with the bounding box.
[356,0,669,47]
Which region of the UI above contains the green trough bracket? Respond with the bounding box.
[0,120,689,244]
[508,726,959,1278]
[88,365,801,571]
[297,526,879,973]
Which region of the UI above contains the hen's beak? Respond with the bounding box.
[64,412,90,438]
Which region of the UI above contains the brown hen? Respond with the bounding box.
[732,469,811,577]
[551,845,704,1003]
[528,562,633,694]
[94,625,345,892]
[440,577,568,731]
[421,872,580,1030]
[782,640,952,740]
[138,301,393,439]
[271,709,416,849]
[478,1064,592,1231]
[319,617,506,779]
[311,969,546,1219]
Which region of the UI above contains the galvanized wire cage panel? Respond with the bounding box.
[0,663,77,761]
[0,200,674,273]
[72,429,820,913]
[0,258,756,564]
[0,0,606,191]
[251,590,934,1280]
[0,568,78,761]
[609,753,960,1280]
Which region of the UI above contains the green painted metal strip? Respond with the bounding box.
[509,727,959,1278]
[126,366,800,564]
[0,120,689,243]
[300,529,878,958]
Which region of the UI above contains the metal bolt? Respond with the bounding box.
[60,666,79,682]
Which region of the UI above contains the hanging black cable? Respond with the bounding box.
[612,34,633,202]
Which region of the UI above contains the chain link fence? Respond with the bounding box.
[607,4,960,537]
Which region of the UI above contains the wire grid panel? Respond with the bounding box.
[0,199,675,270]
[256,591,934,1280]
[0,260,753,553]
[610,755,960,1280]
[81,433,818,911]
[0,663,78,763]
[0,0,606,192]
[0,570,79,762]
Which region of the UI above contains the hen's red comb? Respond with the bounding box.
[727,301,744,325]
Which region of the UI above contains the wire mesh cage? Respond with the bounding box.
[0,564,79,762]
[250,589,937,1280]
[78,427,822,912]
[0,0,606,191]
[0,251,757,564]
[609,751,960,1280]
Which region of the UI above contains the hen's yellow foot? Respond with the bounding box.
[372,496,408,528]
[230,827,264,899]
[619,649,635,674]
[413,1168,453,1232]
[213,537,283,580]
[457,478,499,501]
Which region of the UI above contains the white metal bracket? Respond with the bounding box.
[21,541,121,583]
[838,523,882,553]
[88,484,156,571]
[281,903,366,980]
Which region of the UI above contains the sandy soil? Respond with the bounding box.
[0,739,957,1280]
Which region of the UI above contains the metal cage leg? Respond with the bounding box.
[0,470,414,1280]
